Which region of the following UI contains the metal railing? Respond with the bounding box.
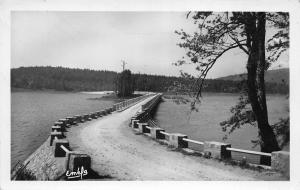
[113,93,154,111]
[60,144,71,154]
[182,138,204,145]
[145,117,273,164]
[226,147,272,157]
[141,93,162,111]
[160,131,170,136]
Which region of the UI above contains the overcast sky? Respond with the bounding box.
[11,11,288,78]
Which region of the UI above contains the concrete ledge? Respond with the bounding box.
[271,151,290,178]
[50,131,64,146]
[53,139,70,157]
[65,151,91,172]
[138,123,150,133]
[168,133,188,148]
[150,128,165,139]
[204,141,231,159]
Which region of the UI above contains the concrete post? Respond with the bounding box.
[59,119,69,127]
[129,117,137,127]
[131,120,139,128]
[79,115,85,122]
[83,114,91,121]
[66,117,75,125]
[101,110,107,116]
[90,113,97,119]
[74,115,82,123]
[204,141,231,159]
[105,108,111,114]
[138,123,150,133]
[53,139,70,157]
[168,133,188,148]
[271,151,289,178]
[50,131,64,146]
[54,121,66,131]
[65,151,91,172]
[51,126,62,132]
[150,127,165,139]
[113,105,117,111]
[72,116,78,124]
[96,111,102,117]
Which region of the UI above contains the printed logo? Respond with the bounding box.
[66,166,88,180]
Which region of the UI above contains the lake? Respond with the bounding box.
[154,93,289,164]
[11,91,116,168]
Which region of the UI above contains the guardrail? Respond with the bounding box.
[128,94,289,178]
[113,93,153,111]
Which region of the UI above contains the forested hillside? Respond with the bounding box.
[218,68,289,85]
[11,66,289,94]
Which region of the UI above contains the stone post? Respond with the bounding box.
[53,139,70,157]
[74,115,82,123]
[54,121,66,131]
[59,119,69,127]
[168,133,188,148]
[131,120,139,128]
[150,127,165,139]
[130,117,137,127]
[83,114,91,121]
[66,117,75,125]
[271,151,290,178]
[138,123,150,133]
[50,131,64,146]
[65,151,91,172]
[51,126,62,132]
[203,141,231,159]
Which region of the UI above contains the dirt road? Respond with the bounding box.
[67,98,284,180]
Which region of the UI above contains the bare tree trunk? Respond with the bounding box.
[246,13,280,165]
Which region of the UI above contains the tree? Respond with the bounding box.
[116,69,134,97]
[175,12,289,164]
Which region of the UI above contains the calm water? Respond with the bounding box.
[11,91,116,167]
[154,93,289,164]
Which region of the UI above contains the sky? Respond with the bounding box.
[11,11,289,78]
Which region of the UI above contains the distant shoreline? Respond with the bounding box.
[11,88,287,97]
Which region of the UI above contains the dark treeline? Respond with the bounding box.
[11,66,288,94]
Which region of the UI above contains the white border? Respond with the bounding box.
[1,0,300,190]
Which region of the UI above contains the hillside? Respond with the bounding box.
[217,68,289,85]
[11,66,288,94]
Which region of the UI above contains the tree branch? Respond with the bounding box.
[229,35,249,54]
[194,44,243,99]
